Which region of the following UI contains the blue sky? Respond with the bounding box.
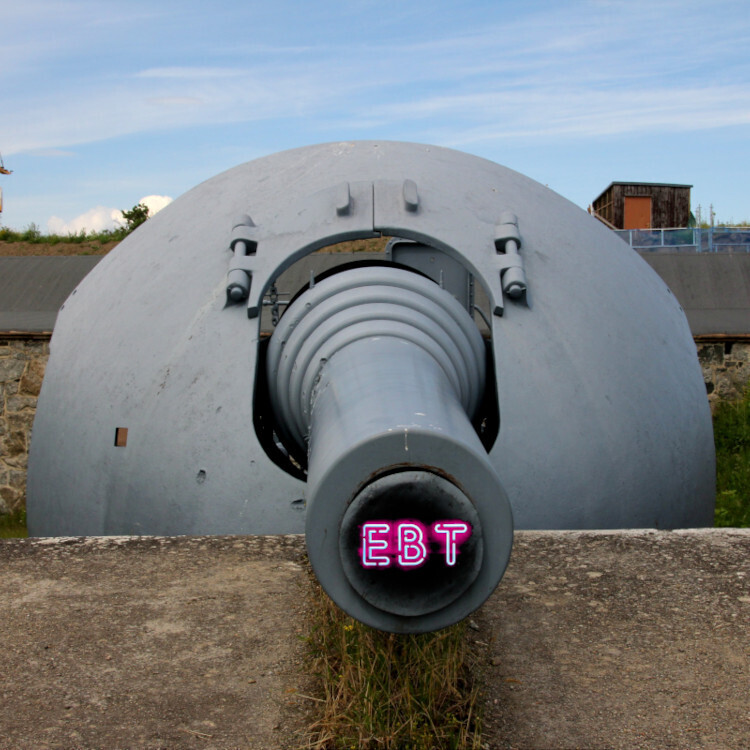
[2,0,749,232]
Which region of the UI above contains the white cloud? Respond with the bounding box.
[145,96,204,107]
[47,195,172,235]
[366,84,750,144]
[5,1,749,156]
[48,206,123,235]
[137,66,247,79]
[26,148,76,158]
[138,195,173,215]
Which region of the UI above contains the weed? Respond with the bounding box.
[305,578,482,750]
[713,386,750,527]
[0,509,28,538]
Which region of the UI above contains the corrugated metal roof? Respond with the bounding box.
[640,253,750,336]
[0,256,102,334]
[593,181,692,205]
[607,181,693,188]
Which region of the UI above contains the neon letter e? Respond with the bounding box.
[361,522,391,567]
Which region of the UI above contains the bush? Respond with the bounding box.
[120,203,149,233]
[21,223,42,241]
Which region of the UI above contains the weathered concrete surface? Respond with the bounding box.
[0,535,312,750]
[0,530,748,749]
[477,530,750,750]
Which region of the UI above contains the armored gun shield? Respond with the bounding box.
[27,141,714,632]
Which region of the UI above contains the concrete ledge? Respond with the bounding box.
[1,530,748,749]
[0,535,311,749]
[478,529,750,749]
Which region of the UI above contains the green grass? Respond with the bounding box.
[0,224,128,245]
[713,386,750,527]
[305,579,482,750]
[0,509,28,538]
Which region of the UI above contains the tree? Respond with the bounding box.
[120,203,149,233]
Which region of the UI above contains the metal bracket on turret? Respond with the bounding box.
[494,212,527,312]
[226,215,260,311]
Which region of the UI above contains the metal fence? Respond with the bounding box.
[615,227,750,253]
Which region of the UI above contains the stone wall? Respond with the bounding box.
[698,340,750,408]
[0,337,748,516]
[0,338,49,514]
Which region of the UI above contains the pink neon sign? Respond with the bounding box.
[359,520,472,569]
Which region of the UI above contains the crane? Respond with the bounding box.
[0,152,12,175]
[0,152,10,216]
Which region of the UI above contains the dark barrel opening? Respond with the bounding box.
[339,470,483,617]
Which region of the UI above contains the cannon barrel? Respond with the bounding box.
[266,266,513,632]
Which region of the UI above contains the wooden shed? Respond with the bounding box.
[591,182,692,230]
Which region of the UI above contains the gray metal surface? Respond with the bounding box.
[639,252,750,335]
[385,239,475,314]
[0,256,101,333]
[4,250,749,339]
[265,266,513,631]
[27,142,714,547]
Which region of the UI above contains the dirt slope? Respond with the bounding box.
[0,236,387,258]
[0,240,117,257]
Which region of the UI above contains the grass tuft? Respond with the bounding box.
[0,509,28,538]
[713,386,750,526]
[305,578,483,750]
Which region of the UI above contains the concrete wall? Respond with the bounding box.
[1,334,747,518]
[0,337,48,514]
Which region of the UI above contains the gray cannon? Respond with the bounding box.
[265,264,512,630]
[27,141,714,633]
